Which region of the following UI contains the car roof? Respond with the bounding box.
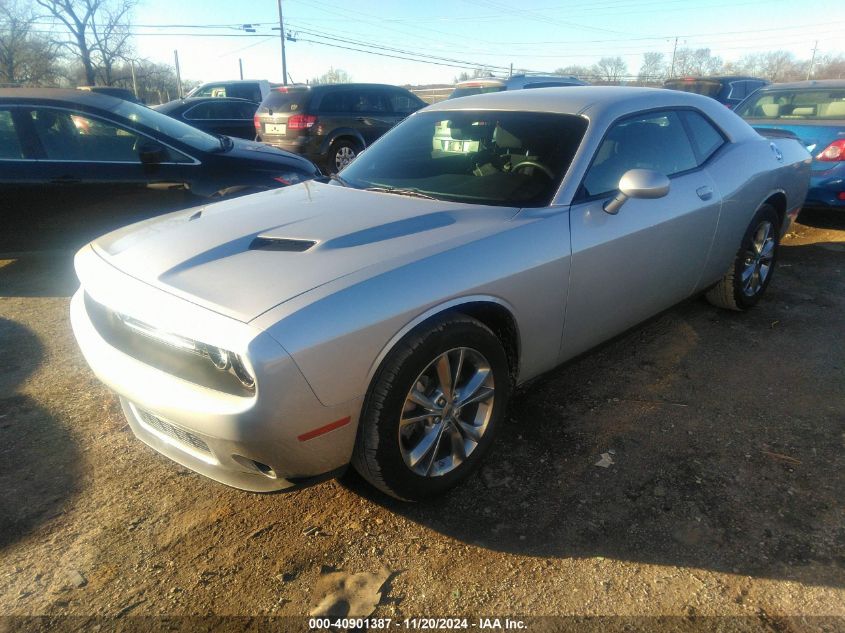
[454,78,506,87]
[665,76,767,82]
[196,79,267,85]
[756,79,845,90]
[0,87,125,110]
[426,85,758,141]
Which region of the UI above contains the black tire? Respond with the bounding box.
[706,203,780,311]
[352,315,511,501]
[327,138,360,174]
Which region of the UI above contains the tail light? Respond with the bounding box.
[817,139,845,161]
[287,114,317,129]
[253,114,261,131]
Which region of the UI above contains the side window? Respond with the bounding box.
[729,81,747,100]
[356,90,389,113]
[194,84,222,98]
[318,91,354,113]
[583,110,698,197]
[389,91,422,114]
[746,81,765,97]
[183,102,215,119]
[0,110,23,159]
[30,109,143,162]
[229,84,261,102]
[680,110,725,164]
[186,101,253,120]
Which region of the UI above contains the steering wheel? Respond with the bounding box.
[512,160,554,179]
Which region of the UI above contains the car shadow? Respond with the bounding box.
[797,208,844,230]
[0,254,79,299]
[0,317,82,549]
[342,240,845,587]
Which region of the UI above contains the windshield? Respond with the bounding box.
[664,80,722,98]
[111,100,221,152]
[448,85,506,99]
[339,110,588,207]
[735,89,845,120]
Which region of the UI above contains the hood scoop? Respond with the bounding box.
[249,236,316,252]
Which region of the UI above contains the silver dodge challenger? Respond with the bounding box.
[70,87,811,500]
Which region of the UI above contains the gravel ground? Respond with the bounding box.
[0,203,843,632]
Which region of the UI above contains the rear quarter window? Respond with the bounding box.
[680,110,725,163]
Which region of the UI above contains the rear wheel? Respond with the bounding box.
[327,139,360,173]
[706,203,780,311]
[352,315,511,500]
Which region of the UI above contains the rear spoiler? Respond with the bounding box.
[753,127,800,141]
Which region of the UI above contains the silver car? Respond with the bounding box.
[70,87,811,500]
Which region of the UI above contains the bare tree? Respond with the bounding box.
[554,65,591,80]
[591,56,627,83]
[34,0,137,86]
[0,0,60,85]
[309,67,351,85]
[671,47,722,77]
[814,54,845,80]
[637,52,665,84]
[454,67,494,82]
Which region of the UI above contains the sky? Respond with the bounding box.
[129,0,845,85]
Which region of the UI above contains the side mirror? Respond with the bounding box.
[139,141,167,165]
[603,168,670,215]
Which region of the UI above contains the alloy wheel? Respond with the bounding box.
[334,146,356,170]
[398,347,495,477]
[741,220,775,297]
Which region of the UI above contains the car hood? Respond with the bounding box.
[90,181,519,322]
[222,136,317,169]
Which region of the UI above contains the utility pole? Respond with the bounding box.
[807,40,818,80]
[174,49,183,98]
[239,58,244,80]
[669,36,678,79]
[509,62,513,78]
[130,59,138,99]
[277,0,288,85]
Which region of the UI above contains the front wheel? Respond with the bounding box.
[706,203,780,311]
[352,315,511,500]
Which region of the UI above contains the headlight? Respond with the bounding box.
[84,293,257,396]
[118,313,257,391]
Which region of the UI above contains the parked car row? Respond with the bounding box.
[0,89,320,204]
[1,77,842,212]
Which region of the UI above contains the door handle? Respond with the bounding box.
[696,186,714,201]
[355,117,368,123]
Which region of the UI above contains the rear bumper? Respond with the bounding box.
[804,170,845,209]
[69,246,362,492]
[258,135,324,161]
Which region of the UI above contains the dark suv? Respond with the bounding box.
[254,83,426,172]
[663,76,769,109]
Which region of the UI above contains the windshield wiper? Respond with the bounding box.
[329,173,350,187]
[365,186,436,200]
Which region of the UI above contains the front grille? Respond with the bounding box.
[135,407,211,454]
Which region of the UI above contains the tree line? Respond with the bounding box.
[0,0,192,103]
[3,0,843,104]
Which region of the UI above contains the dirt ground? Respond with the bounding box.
[0,201,843,632]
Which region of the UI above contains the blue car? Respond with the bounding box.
[735,80,845,210]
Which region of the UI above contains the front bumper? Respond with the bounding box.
[70,245,361,492]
